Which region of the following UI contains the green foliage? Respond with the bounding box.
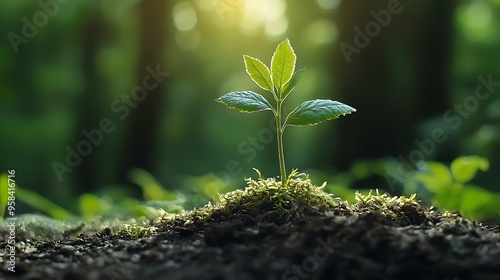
[317,156,499,221]
[9,169,186,222]
[450,156,489,184]
[413,156,499,220]
[126,168,186,217]
[216,39,356,187]
[282,68,305,99]
[285,99,357,126]
[0,168,186,240]
[79,193,114,219]
[271,39,296,90]
[17,187,74,220]
[214,91,272,113]
[243,55,274,92]
[128,168,179,201]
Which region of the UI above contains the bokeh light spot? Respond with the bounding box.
[265,17,289,38]
[458,0,494,42]
[173,2,198,31]
[241,0,287,36]
[307,19,338,44]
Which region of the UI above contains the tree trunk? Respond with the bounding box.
[118,0,170,183]
[74,8,109,193]
[329,1,457,170]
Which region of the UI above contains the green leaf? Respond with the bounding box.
[433,183,463,210]
[79,193,112,219]
[129,168,178,201]
[285,99,356,126]
[271,38,296,91]
[216,91,273,113]
[450,156,489,183]
[414,161,453,193]
[17,187,74,220]
[282,68,305,99]
[459,185,496,220]
[243,55,273,92]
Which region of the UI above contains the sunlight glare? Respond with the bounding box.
[194,0,213,11]
[241,0,288,37]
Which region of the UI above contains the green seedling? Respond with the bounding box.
[216,39,356,187]
[411,156,500,221]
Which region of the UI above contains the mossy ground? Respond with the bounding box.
[0,170,436,239]
[155,170,431,231]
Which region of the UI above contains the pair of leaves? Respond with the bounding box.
[243,38,296,95]
[216,38,356,127]
[416,156,490,192]
[216,92,356,126]
[414,156,498,220]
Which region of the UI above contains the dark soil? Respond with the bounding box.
[1,207,500,280]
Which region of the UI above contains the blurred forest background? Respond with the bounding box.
[1,0,500,218]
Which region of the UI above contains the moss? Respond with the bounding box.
[0,214,155,242]
[2,173,431,242]
[156,169,340,226]
[117,223,157,238]
[156,172,434,230]
[217,169,338,214]
[352,190,428,225]
[0,214,85,241]
[3,173,429,240]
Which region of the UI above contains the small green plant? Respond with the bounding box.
[216,39,356,187]
[411,156,500,221]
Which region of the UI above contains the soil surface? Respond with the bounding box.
[1,207,500,280]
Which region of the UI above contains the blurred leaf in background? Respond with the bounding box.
[411,156,499,221]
